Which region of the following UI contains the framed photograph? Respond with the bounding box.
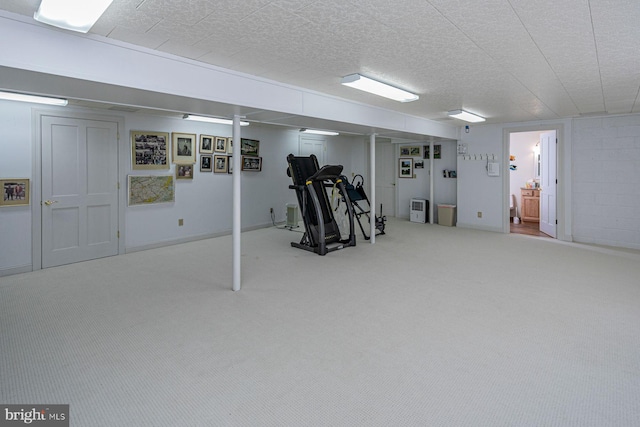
[176,164,194,180]
[399,158,413,178]
[128,175,174,206]
[240,138,259,156]
[172,132,196,164]
[400,146,421,157]
[415,160,424,169]
[131,131,169,170]
[200,155,212,172]
[214,155,227,173]
[1,178,30,207]
[434,144,442,159]
[200,135,214,154]
[423,145,429,159]
[214,137,227,153]
[241,156,262,171]
[227,138,233,154]
[227,156,233,174]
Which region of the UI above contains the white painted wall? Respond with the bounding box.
[396,141,457,221]
[572,115,640,249]
[0,101,33,274]
[0,100,367,274]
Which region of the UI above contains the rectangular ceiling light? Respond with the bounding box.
[341,74,419,103]
[183,114,249,126]
[447,109,486,123]
[0,90,68,106]
[300,129,339,136]
[34,0,114,33]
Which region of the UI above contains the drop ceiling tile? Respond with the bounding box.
[91,1,162,36]
[157,40,211,60]
[0,0,40,17]
[136,0,219,25]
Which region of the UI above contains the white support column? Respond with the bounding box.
[232,115,242,291]
[429,141,434,224]
[369,133,376,244]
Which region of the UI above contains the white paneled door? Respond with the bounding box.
[539,131,557,238]
[41,116,119,268]
[375,142,395,217]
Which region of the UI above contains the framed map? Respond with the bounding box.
[128,175,175,206]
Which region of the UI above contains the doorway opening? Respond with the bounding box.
[507,129,557,238]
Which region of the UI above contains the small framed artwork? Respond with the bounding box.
[240,138,259,156]
[399,158,413,178]
[423,146,430,159]
[400,146,421,157]
[176,164,194,179]
[241,156,262,171]
[131,131,169,170]
[200,135,214,154]
[214,137,227,153]
[172,132,197,164]
[200,155,212,172]
[434,144,442,159]
[1,178,30,207]
[415,160,424,169]
[227,156,233,174]
[227,138,233,154]
[128,175,174,206]
[214,155,228,173]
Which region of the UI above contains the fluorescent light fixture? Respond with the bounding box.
[183,114,249,126]
[0,90,68,106]
[341,74,419,103]
[447,109,486,123]
[34,0,113,33]
[300,129,339,136]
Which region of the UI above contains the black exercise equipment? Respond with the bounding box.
[286,154,356,255]
[341,174,386,240]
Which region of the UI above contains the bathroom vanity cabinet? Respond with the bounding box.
[521,188,540,223]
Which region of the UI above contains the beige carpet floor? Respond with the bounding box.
[1,219,639,426]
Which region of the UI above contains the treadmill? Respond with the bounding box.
[286,154,356,255]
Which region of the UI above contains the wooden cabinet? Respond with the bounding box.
[521,188,540,223]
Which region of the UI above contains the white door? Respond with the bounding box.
[41,116,119,268]
[375,142,395,217]
[539,131,557,238]
[299,136,325,165]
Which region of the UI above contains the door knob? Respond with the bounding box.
[43,200,58,206]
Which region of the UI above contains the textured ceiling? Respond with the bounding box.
[1,0,639,126]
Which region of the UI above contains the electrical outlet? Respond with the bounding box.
[477,212,482,218]
[178,218,184,226]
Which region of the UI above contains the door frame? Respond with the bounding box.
[31,108,126,271]
[502,123,571,242]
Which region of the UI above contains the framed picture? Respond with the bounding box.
[400,146,421,157]
[434,144,442,159]
[227,138,233,154]
[128,175,174,206]
[415,160,424,169]
[227,156,233,174]
[240,138,259,156]
[214,155,227,173]
[423,145,430,159]
[200,155,212,172]
[399,158,413,178]
[241,156,262,171]
[200,135,214,154]
[1,178,30,207]
[214,137,227,153]
[172,132,196,164]
[176,164,194,179]
[131,131,169,170]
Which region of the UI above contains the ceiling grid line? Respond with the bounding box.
[586,0,608,114]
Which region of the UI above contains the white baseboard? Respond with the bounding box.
[0,264,32,278]
[456,222,504,233]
